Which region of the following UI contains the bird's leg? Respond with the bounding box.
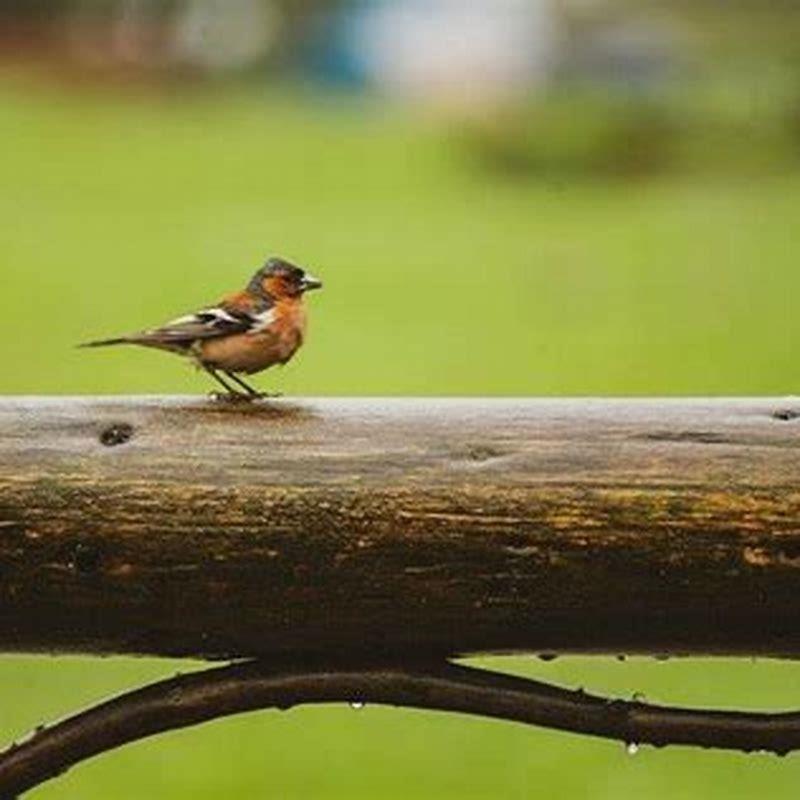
[223,371,281,399]
[203,366,248,401]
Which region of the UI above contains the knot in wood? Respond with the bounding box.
[99,423,134,447]
[71,542,102,575]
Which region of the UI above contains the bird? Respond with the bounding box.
[81,257,322,400]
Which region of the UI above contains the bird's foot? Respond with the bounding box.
[209,391,255,404]
[208,390,282,404]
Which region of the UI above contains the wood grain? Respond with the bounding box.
[1,396,800,659]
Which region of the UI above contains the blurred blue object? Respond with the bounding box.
[302,0,560,109]
[301,2,373,89]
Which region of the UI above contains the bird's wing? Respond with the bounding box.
[80,291,278,350]
[128,305,275,346]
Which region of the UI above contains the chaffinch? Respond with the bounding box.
[82,257,322,399]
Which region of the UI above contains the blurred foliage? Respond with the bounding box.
[459,73,800,179]
[456,95,677,178]
[630,0,800,57]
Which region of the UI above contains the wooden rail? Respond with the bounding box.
[2,396,800,660]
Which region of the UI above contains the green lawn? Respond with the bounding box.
[2,76,799,397]
[2,73,800,798]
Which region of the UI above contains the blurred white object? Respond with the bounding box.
[353,0,561,109]
[171,0,281,71]
[66,0,281,72]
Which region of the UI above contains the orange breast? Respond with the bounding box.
[198,297,307,375]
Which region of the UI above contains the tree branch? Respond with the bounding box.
[0,657,797,797]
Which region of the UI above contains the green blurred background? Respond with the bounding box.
[2,0,800,797]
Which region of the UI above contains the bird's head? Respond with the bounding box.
[248,257,323,300]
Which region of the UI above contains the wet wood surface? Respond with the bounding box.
[2,396,800,660]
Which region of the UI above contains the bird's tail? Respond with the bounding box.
[77,337,132,348]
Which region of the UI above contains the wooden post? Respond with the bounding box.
[1,397,800,660]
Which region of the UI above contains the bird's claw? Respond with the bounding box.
[209,391,253,404]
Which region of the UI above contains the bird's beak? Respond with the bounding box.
[301,273,323,292]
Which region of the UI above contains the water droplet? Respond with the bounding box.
[349,701,365,710]
[626,742,639,755]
